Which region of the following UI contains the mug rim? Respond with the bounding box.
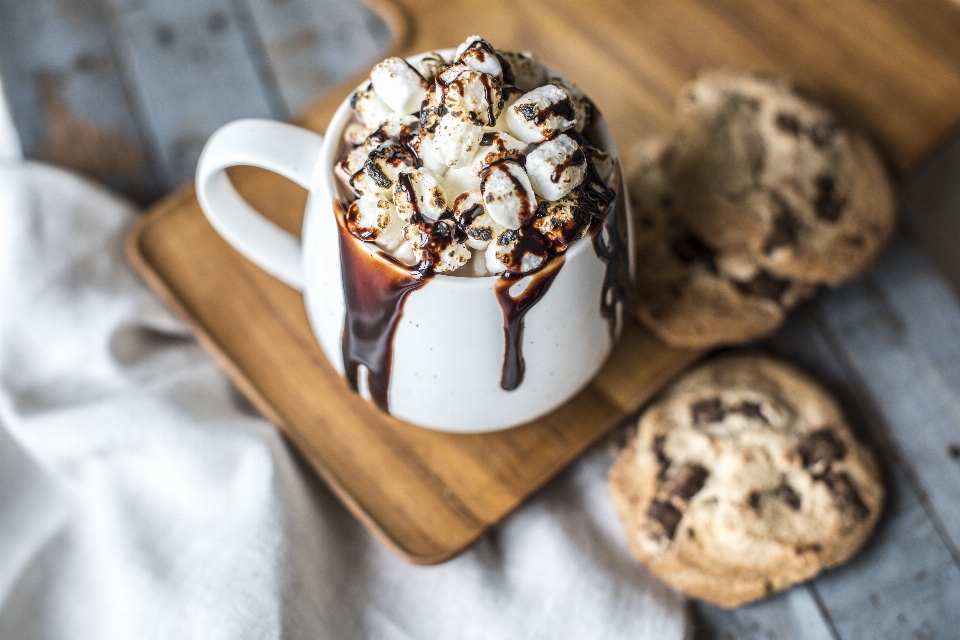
[315,48,622,288]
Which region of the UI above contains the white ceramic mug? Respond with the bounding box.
[196,53,634,433]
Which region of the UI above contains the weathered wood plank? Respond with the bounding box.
[813,237,960,562]
[765,311,960,640]
[241,0,389,115]
[0,0,158,200]
[900,132,960,300]
[100,0,279,189]
[694,585,836,640]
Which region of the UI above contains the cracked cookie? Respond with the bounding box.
[671,71,896,287]
[629,137,815,349]
[609,355,884,608]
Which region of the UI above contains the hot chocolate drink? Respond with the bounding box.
[333,37,626,404]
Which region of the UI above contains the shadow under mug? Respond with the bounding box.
[195,51,634,433]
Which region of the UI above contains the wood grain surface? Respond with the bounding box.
[124,0,960,566]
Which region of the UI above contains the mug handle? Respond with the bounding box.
[195,118,325,291]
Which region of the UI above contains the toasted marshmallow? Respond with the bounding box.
[413,51,450,82]
[526,134,587,201]
[431,113,484,169]
[419,85,444,132]
[455,35,484,57]
[336,140,376,187]
[444,131,524,198]
[343,120,373,146]
[349,141,417,196]
[352,89,394,130]
[480,161,537,229]
[345,193,406,251]
[491,86,525,134]
[442,165,482,198]
[403,218,471,273]
[531,193,590,252]
[368,114,420,140]
[548,76,593,133]
[411,129,448,176]
[370,57,429,114]
[456,38,503,78]
[498,51,548,91]
[436,64,502,127]
[452,190,503,250]
[471,131,527,172]
[393,168,449,222]
[485,227,549,275]
[504,85,577,143]
[584,145,615,184]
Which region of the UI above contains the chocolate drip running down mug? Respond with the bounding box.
[196,49,634,433]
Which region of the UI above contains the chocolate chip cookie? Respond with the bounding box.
[609,355,884,608]
[629,138,815,349]
[671,71,896,287]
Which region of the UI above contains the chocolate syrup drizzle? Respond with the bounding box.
[589,166,628,338]
[336,200,430,413]
[494,255,567,391]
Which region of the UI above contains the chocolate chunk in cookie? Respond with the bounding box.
[666,463,710,499]
[798,428,847,475]
[691,398,725,425]
[647,500,683,540]
[822,471,871,525]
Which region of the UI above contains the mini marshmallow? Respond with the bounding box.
[584,145,615,184]
[352,89,394,129]
[411,129,448,176]
[491,86,525,134]
[393,168,449,222]
[498,51,548,91]
[531,192,590,252]
[345,194,405,253]
[442,165,482,198]
[343,120,372,146]
[456,38,503,78]
[444,131,524,197]
[480,160,537,229]
[470,131,527,173]
[548,76,593,133]
[335,140,376,187]
[436,64,502,127]
[504,85,577,144]
[413,51,450,82]
[431,113,484,169]
[403,218,471,273]
[419,85,444,132]
[349,141,417,196]
[370,57,429,114]
[525,134,587,201]
[452,190,503,250]
[485,227,549,275]
[455,35,484,57]
[369,114,420,140]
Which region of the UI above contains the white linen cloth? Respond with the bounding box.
[0,82,688,638]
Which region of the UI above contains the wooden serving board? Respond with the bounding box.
[127,0,960,564]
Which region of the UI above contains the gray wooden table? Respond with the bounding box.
[3,1,960,638]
